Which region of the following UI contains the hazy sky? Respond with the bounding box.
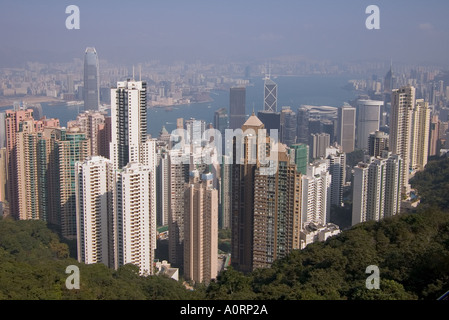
[1,0,449,66]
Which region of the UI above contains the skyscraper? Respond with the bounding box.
[257,110,281,134]
[264,78,277,112]
[5,109,34,218]
[252,144,302,270]
[83,47,100,112]
[229,87,246,130]
[301,161,331,226]
[214,108,228,135]
[410,99,430,171]
[389,86,414,194]
[280,107,297,147]
[429,115,440,157]
[296,107,309,145]
[368,131,389,157]
[110,80,147,170]
[309,133,330,160]
[231,113,265,273]
[219,155,232,229]
[352,153,402,226]
[184,171,218,284]
[114,162,155,276]
[290,143,309,175]
[325,147,346,207]
[76,156,113,267]
[337,105,356,153]
[57,126,91,239]
[356,99,383,150]
[71,110,107,157]
[168,150,189,267]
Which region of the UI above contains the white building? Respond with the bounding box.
[356,99,383,150]
[300,222,340,249]
[410,99,430,172]
[325,146,346,207]
[75,156,113,267]
[352,153,402,226]
[301,161,332,227]
[114,162,156,276]
[110,80,147,170]
[337,105,356,153]
[390,86,414,194]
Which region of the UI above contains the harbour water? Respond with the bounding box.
[1,75,357,138]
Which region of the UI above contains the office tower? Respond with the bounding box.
[356,100,383,150]
[309,133,330,159]
[383,63,394,105]
[308,119,323,135]
[214,108,228,134]
[5,109,34,218]
[368,131,389,157]
[57,126,91,239]
[264,78,277,112]
[184,171,218,284]
[67,74,74,94]
[337,105,356,153]
[410,99,430,171]
[321,120,336,143]
[76,156,113,267]
[257,110,281,133]
[229,87,246,130]
[71,111,107,157]
[390,86,415,194]
[252,143,302,270]
[352,153,402,226]
[83,47,100,111]
[429,115,440,157]
[185,118,206,146]
[325,147,346,207]
[296,107,309,145]
[219,155,232,229]
[301,161,332,226]
[110,80,147,170]
[114,162,155,275]
[290,143,309,175]
[280,107,297,147]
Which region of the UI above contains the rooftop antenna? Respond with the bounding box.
[139,64,142,81]
[132,65,135,81]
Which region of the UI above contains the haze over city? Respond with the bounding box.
[1,0,449,66]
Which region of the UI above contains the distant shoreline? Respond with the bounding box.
[0,96,63,108]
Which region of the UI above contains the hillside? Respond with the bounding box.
[0,157,448,300]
